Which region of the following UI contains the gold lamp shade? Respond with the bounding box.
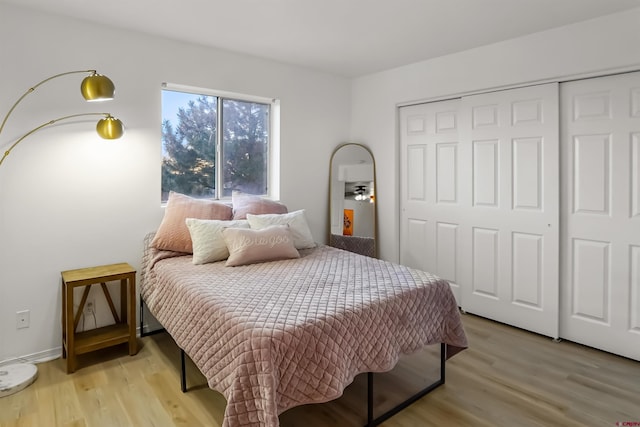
[96,115,125,139]
[1,70,125,168]
[81,73,115,102]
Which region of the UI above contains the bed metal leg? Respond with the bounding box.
[441,342,446,383]
[139,297,144,336]
[180,348,187,393]
[139,298,166,337]
[367,372,374,426]
[363,343,446,427]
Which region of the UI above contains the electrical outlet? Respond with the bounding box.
[16,310,30,329]
[84,300,95,316]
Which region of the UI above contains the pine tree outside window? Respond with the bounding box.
[161,84,278,202]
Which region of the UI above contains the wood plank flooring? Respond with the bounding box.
[1,314,639,426]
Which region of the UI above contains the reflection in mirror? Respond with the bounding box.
[329,143,376,257]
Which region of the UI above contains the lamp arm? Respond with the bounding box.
[0,70,97,137]
[0,112,110,167]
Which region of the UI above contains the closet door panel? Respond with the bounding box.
[512,231,543,308]
[400,99,463,303]
[459,83,560,338]
[400,84,559,335]
[473,140,499,207]
[471,227,499,298]
[560,71,640,361]
[512,137,542,210]
[632,133,640,217]
[631,245,640,332]
[402,218,429,271]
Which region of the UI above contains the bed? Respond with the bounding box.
[140,232,467,427]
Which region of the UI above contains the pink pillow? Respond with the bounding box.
[222,225,300,267]
[232,191,288,220]
[152,191,233,253]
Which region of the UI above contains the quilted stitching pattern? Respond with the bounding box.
[141,243,467,427]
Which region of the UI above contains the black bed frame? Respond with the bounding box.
[140,298,446,427]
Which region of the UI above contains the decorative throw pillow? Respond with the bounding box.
[246,209,316,250]
[222,225,300,267]
[186,218,249,264]
[151,191,233,253]
[231,191,288,220]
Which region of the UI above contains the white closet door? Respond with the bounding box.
[400,83,559,337]
[400,99,463,303]
[459,83,559,338]
[560,72,640,361]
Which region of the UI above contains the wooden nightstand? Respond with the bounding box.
[61,263,138,373]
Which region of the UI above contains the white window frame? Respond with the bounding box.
[161,82,280,201]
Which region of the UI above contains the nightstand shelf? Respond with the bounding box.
[61,262,137,373]
[74,324,131,354]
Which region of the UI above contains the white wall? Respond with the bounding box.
[350,8,640,262]
[0,4,351,362]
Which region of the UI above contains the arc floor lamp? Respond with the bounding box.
[0,69,125,398]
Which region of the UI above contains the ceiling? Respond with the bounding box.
[4,0,640,77]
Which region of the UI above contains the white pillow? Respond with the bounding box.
[246,209,316,249]
[186,218,249,264]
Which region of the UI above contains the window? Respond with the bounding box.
[161,84,278,202]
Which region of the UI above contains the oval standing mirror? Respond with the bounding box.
[328,143,376,257]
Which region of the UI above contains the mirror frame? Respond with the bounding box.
[328,142,377,257]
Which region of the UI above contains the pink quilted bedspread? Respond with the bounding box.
[141,240,467,427]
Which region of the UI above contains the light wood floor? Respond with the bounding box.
[1,314,639,427]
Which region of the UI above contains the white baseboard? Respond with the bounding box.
[0,347,61,366]
[0,325,152,367]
